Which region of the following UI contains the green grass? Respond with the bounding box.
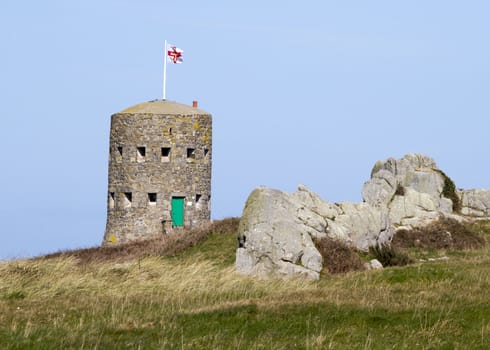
[171,231,237,266]
[0,219,489,349]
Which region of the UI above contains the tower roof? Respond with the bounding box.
[118,100,209,115]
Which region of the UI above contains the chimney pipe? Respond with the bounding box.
[192,100,198,108]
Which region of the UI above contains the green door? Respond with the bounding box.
[171,197,185,227]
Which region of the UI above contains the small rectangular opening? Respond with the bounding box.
[123,192,132,208]
[161,147,171,162]
[148,193,157,205]
[116,146,123,162]
[137,147,146,162]
[187,148,196,159]
[109,192,115,208]
[195,194,202,203]
[204,149,209,157]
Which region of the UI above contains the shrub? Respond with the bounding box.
[395,184,405,196]
[208,217,240,235]
[314,237,365,274]
[368,244,413,267]
[392,218,485,250]
[434,169,461,213]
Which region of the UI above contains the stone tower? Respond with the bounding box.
[103,100,212,244]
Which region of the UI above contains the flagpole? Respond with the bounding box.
[163,40,167,100]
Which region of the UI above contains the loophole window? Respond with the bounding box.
[186,148,196,159]
[161,147,171,162]
[109,192,115,208]
[123,192,132,208]
[148,193,157,205]
[137,147,146,162]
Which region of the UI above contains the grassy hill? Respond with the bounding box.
[0,218,489,349]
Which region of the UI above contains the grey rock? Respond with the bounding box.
[388,188,439,225]
[361,170,396,207]
[364,153,456,226]
[327,202,391,251]
[363,154,443,206]
[403,168,444,200]
[236,153,490,280]
[460,189,490,216]
[236,187,323,280]
[438,198,454,214]
[364,259,383,270]
[292,184,342,220]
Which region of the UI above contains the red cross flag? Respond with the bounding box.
[167,44,183,64]
[163,40,183,100]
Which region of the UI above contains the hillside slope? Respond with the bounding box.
[0,219,489,349]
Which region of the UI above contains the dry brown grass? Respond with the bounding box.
[314,237,365,274]
[1,218,489,349]
[39,217,240,265]
[393,217,486,250]
[368,243,414,266]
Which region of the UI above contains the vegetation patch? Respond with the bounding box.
[314,237,365,274]
[0,218,489,349]
[369,244,414,267]
[434,169,462,212]
[170,228,237,266]
[394,183,405,196]
[379,264,455,284]
[393,218,486,250]
[389,183,406,204]
[39,217,240,266]
[1,290,26,301]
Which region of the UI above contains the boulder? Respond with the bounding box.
[364,259,383,270]
[236,187,324,280]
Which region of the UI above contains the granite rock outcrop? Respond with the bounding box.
[236,154,490,279]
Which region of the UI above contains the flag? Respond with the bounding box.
[167,44,183,64]
[163,41,183,100]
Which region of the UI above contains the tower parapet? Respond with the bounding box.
[103,100,212,244]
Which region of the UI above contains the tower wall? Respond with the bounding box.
[103,102,212,244]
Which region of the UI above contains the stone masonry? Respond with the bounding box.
[103,100,212,244]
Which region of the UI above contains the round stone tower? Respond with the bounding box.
[103,100,212,244]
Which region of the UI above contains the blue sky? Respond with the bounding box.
[1,1,489,260]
